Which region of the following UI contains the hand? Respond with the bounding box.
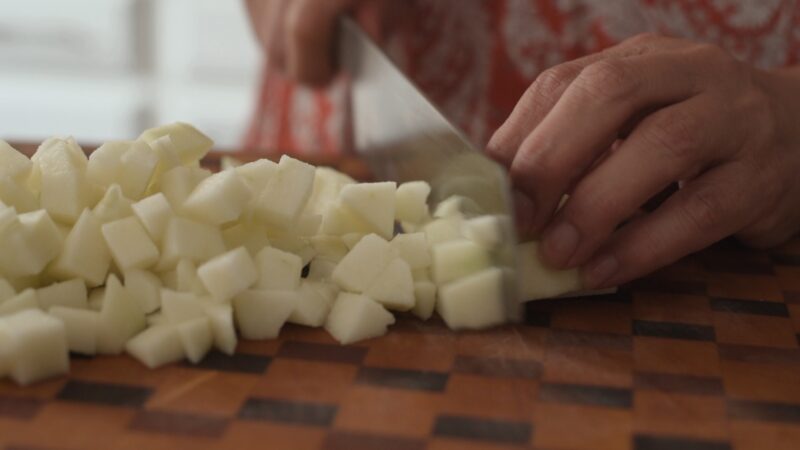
[487,33,800,288]
[245,0,395,86]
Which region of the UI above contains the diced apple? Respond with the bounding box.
[102,217,160,271]
[160,289,207,324]
[222,221,271,256]
[341,232,365,250]
[0,210,62,278]
[364,258,414,311]
[431,239,490,286]
[118,140,159,199]
[50,209,111,287]
[412,268,431,282]
[390,233,431,269]
[233,289,295,339]
[159,166,200,209]
[96,275,146,354]
[303,166,355,217]
[517,241,581,300]
[139,122,214,165]
[38,143,91,224]
[0,309,69,385]
[159,217,226,270]
[319,201,373,236]
[0,278,15,303]
[32,136,87,173]
[125,325,185,369]
[176,317,212,364]
[146,312,166,326]
[255,247,303,291]
[395,181,430,224]
[123,269,162,314]
[423,218,464,246]
[462,215,510,248]
[437,267,506,330]
[88,288,105,311]
[48,307,100,355]
[332,234,398,293]
[201,302,237,355]
[0,289,39,316]
[288,281,334,327]
[295,214,322,237]
[412,281,437,320]
[0,140,33,183]
[161,259,206,294]
[309,236,348,262]
[235,159,277,194]
[307,258,337,281]
[0,175,38,213]
[433,195,480,219]
[339,182,396,239]
[324,293,395,345]
[93,184,133,224]
[86,141,128,189]
[197,247,258,303]
[255,155,316,227]
[36,279,88,310]
[181,170,251,226]
[132,193,174,244]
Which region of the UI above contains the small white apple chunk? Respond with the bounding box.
[233,289,295,339]
[197,247,258,303]
[307,258,337,281]
[123,269,162,314]
[433,195,481,219]
[309,236,348,262]
[423,218,464,246]
[50,209,111,287]
[395,181,430,224]
[0,278,15,303]
[288,281,334,327]
[125,325,185,369]
[139,122,214,165]
[0,176,38,213]
[176,317,213,364]
[118,140,159,200]
[517,241,582,300]
[462,215,511,248]
[324,293,395,345]
[159,166,202,209]
[92,184,133,224]
[390,232,431,269]
[0,209,62,278]
[201,302,237,355]
[236,159,278,194]
[303,167,355,217]
[339,182,396,239]
[0,289,39,316]
[48,306,100,355]
[412,281,437,320]
[319,201,373,236]
[222,221,270,256]
[132,193,174,244]
[161,289,207,323]
[431,239,490,286]
[88,288,105,311]
[0,309,69,385]
[161,259,206,294]
[332,234,398,293]
[102,216,160,271]
[255,155,316,227]
[255,247,303,291]
[437,267,506,330]
[96,275,146,354]
[364,258,415,311]
[181,170,251,226]
[160,217,226,269]
[36,279,88,310]
[341,232,365,250]
[0,140,33,182]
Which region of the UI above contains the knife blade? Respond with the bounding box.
[338,18,522,322]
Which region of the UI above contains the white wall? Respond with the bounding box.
[0,0,263,149]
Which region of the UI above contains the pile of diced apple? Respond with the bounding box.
[0,123,581,385]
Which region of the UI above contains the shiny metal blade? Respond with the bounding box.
[338,18,521,322]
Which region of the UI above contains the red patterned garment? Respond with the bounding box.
[243,0,800,155]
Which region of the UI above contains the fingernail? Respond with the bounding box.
[543,222,580,267]
[582,255,619,289]
[513,191,536,238]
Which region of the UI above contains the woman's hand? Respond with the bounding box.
[487,33,800,289]
[245,0,395,86]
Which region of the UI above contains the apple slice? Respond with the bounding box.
[255,247,303,291]
[96,275,146,354]
[437,267,506,330]
[125,325,185,369]
[517,241,581,300]
[254,155,316,227]
[233,289,296,339]
[364,258,415,311]
[431,239,490,285]
[0,309,69,385]
[123,269,162,314]
[50,209,111,287]
[197,247,258,303]
[288,281,334,327]
[138,122,214,166]
[176,317,213,364]
[332,234,398,293]
[132,193,174,244]
[395,181,430,224]
[339,182,396,239]
[48,307,100,355]
[181,170,251,226]
[324,293,395,345]
[201,302,237,355]
[36,279,88,310]
[102,217,160,271]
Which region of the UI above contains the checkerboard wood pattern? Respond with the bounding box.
[1,150,799,449]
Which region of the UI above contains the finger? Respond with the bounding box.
[540,93,735,268]
[580,162,753,289]
[285,0,353,86]
[486,33,674,167]
[510,50,703,237]
[246,0,289,72]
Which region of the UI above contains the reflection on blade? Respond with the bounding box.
[339,18,521,322]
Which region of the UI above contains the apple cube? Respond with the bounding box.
[307,258,337,281]
[0,140,33,182]
[0,278,15,303]
[93,184,133,224]
[86,141,128,189]
[159,166,201,209]
[96,275,146,354]
[32,136,87,173]
[395,181,431,224]
[38,143,91,224]
[364,258,415,311]
[222,221,271,256]
[88,287,105,311]
[324,293,395,345]
[146,312,166,326]
[160,289,207,324]
[423,218,464,246]
[0,175,38,213]
[310,236,348,262]
[303,166,355,217]
[319,201,373,236]
[123,269,162,314]
[255,247,302,291]
[254,155,316,227]
[235,159,277,194]
[125,325,185,369]
[181,170,251,226]
[412,268,431,282]
[0,289,39,316]
[36,279,88,310]
[233,289,295,339]
[462,215,511,248]
[48,307,100,355]
[341,233,365,250]
[201,302,237,355]
[339,182,396,239]
[288,281,334,327]
[50,209,111,287]
[431,239,490,285]
[162,259,206,294]
[139,122,214,165]
[390,232,431,269]
[102,217,160,271]
[437,267,506,330]
[0,210,63,278]
[517,241,581,300]
[176,317,212,364]
[197,247,258,303]
[332,234,398,293]
[118,140,159,199]
[412,281,437,320]
[132,193,174,244]
[433,195,481,219]
[160,217,226,269]
[0,309,69,385]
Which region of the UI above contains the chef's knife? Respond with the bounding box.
[338,18,522,322]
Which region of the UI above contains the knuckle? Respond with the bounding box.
[640,109,703,161]
[626,32,660,45]
[573,60,639,103]
[526,66,576,109]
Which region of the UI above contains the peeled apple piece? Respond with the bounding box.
[0,289,39,316]
[324,293,395,345]
[255,155,316,227]
[395,181,430,224]
[161,289,207,324]
[255,247,302,291]
[132,193,174,244]
[117,140,159,200]
[390,232,431,269]
[222,221,270,256]
[123,269,162,314]
[125,324,185,369]
[197,247,258,303]
[288,280,335,327]
[0,309,69,385]
[176,317,213,363]
[201,302,237,355]
[162,259,206,295]
[96,275,146,355]
[364,258,415,311]
[437,267,507,330]
[423,218,464,246]
[319,201,373,236]
[0,175,38,213]
[93,184,133,224]
[159,217,226,270]
[233,289,295,339]
[517,241,582,300]
[36,279,88,310]
[339,182,397,240]
[50,209,111,287]
[431,239,491,286]
[412,281,437,320]
[236,159,278,193]
[0,140,33,182]
[303,166,355,217]
[0,209,63,278]
[332,234,398,293]
[102,217,160,271]
[181,170,251,226]
[139,122,214,166]
[48,306,100,355]
[0,278,15,302]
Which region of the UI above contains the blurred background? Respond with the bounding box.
[0,0,262,149]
